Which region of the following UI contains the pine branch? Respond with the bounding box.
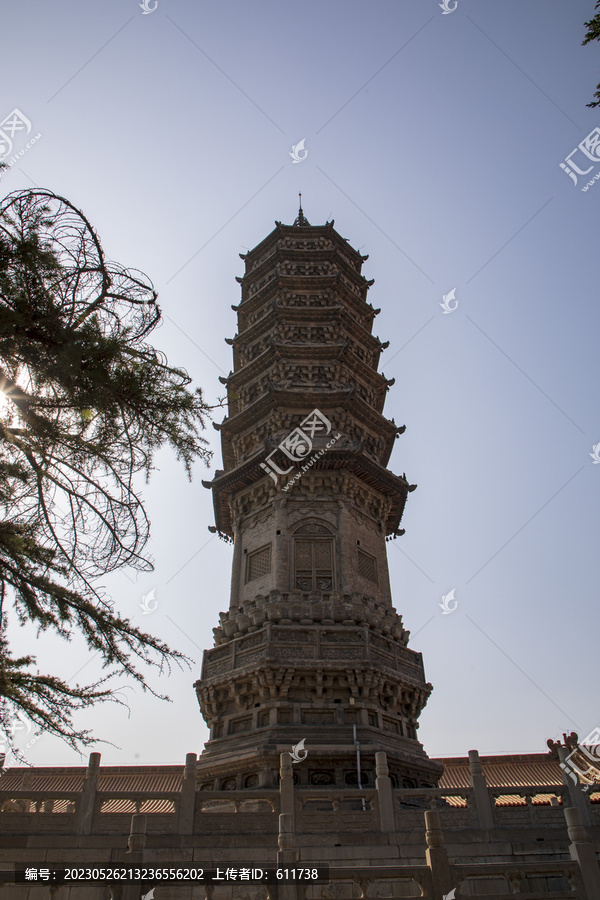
[0,189,209,749]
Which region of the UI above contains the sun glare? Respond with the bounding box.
[0,390,13,419]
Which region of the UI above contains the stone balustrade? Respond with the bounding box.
[2,777,595,836]
[2,751,600,898]
[296,788,376,810]
[307,865,432,899]
[296,788,377,830]
[96,791,179,814]
[453,859,583,897]
[393,787,477,832]
[489,785,574,830]
[197,789,278,814]
[0,789,80,815]
[394,786,473,808]
[490,784,568,806]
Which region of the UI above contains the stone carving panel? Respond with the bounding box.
[234,649,266,669]
[321,630,365,643]
[229,717,253,734]
[310,771,335,786]
[237,633,266,651]
[322,647,364,660]
[303,711,335,725]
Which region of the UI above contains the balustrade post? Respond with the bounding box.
[8,773,31,812]
[127,813,147,853]
[468,749,494,831]
[279,751,295,832]
[277,812,299,900]
[558,746,591,826]
[425,809,454,900]
[565,806,600,899]
[375,751,395,832]
[121,814,147,900]
[76,752,100,835]
[177,752,197,834]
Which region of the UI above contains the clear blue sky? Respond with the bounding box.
[1,0,599,767]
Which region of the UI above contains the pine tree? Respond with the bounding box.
[0,188,212,753]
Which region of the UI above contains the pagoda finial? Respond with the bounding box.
[294,192,310,226]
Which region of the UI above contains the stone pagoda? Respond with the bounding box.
[197,201,443,793]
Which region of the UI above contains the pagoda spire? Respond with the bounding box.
[293,192,310,226]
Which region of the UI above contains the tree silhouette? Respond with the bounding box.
[0,189,212,753]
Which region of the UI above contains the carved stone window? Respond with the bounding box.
[357,548,378,584]
[293,523,335,591]
[246,545,271,583]
[294,538,333,591]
